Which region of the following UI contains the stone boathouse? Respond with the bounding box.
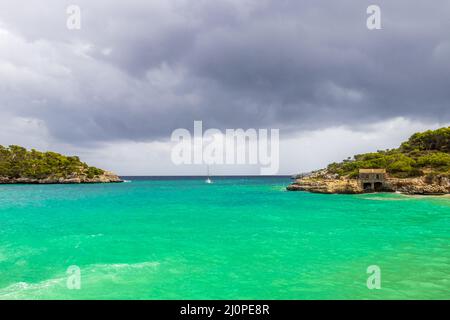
[359,169,387,191]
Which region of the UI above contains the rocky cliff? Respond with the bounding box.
[0,170,122,184]
[386,175,450,195]
[287,177,362,194]
[287,172,450,195]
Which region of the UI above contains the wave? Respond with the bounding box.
[0,261,160,299]
[87,233,104,238]
[89,261,160,271]
[362,197,409,201]
[0,278,64,299]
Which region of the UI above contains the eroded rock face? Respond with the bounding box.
[287,178,363,194]
[385,176,450,195]
[287,175,450,195]
[0,171,123,184]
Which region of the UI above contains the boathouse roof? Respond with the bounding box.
[359,168,386,174]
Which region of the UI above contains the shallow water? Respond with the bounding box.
[0,177,449,299]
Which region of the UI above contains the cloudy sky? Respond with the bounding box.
[0,0,449,175]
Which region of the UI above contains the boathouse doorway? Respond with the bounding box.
[363,182,373,191]
[374,182,383,191]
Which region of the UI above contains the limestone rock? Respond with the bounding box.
[287,177,363,194]
[0,171,122,184]
[287,174,450,195]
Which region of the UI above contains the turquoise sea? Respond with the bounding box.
[0,177,449,299]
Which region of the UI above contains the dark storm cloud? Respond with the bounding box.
[0,0,449,145]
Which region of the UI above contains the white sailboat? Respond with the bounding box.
[205,165,213,184]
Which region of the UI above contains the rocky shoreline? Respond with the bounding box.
[0,171,123,184]
[287,171,450,195]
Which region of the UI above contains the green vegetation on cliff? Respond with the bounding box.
[327,127,450,178]
[0,145,104,179]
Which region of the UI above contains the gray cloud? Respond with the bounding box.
[0,0,449,146]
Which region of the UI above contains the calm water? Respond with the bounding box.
[0,177,449,299]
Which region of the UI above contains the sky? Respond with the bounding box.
[0,0,449,175]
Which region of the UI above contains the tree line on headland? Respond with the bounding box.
[0,145,104,180]
[326,127,450,179]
